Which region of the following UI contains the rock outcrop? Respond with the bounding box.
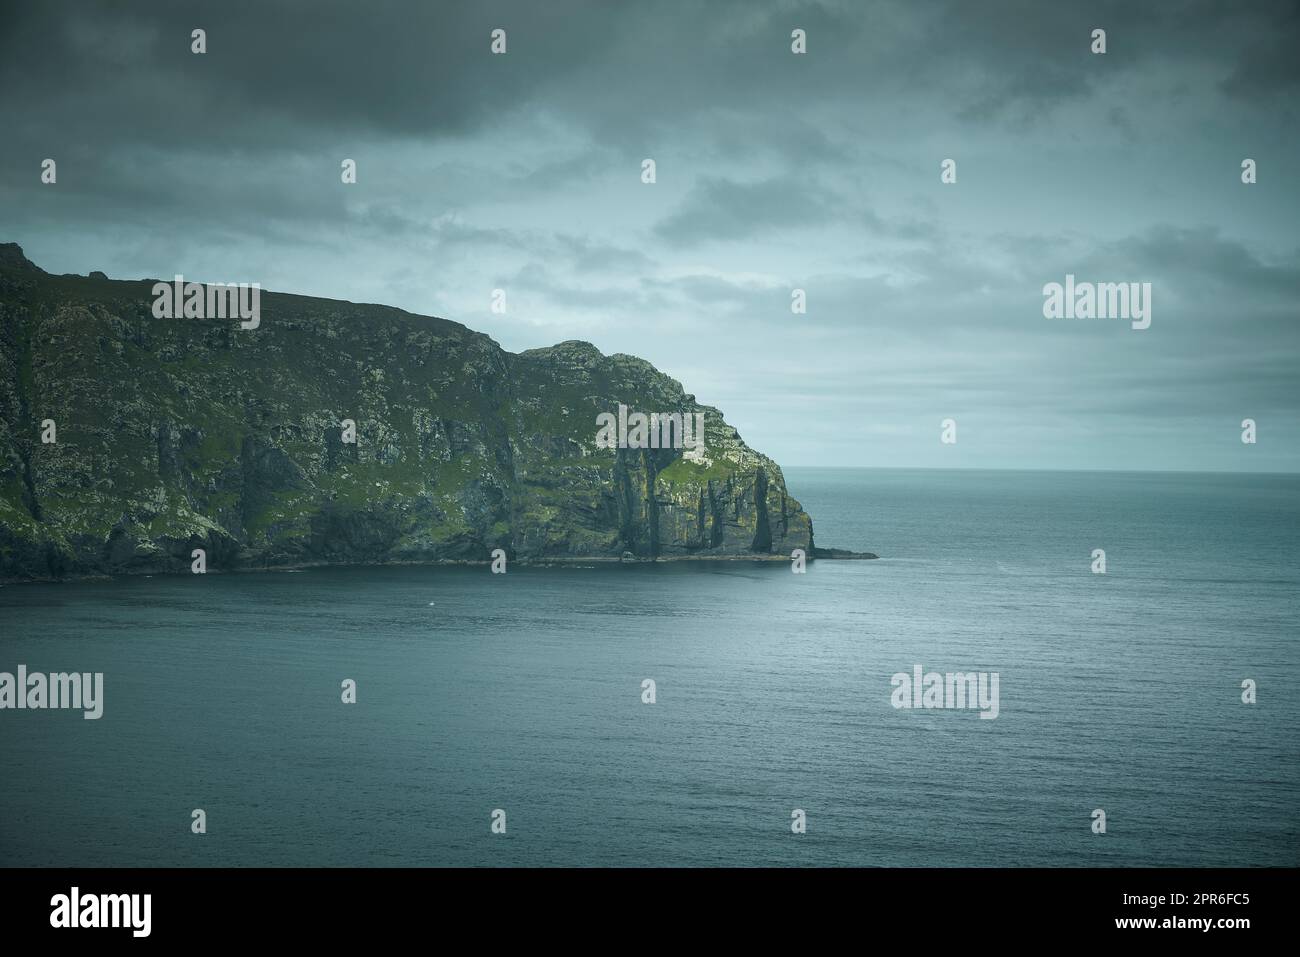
[0,244,847,580]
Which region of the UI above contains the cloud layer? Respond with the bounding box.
[3,0,1297,469]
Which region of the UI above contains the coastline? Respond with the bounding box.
[0,547,879,586]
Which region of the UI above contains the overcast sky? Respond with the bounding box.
[3,0,1297,470]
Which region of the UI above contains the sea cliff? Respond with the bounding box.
[0,244,874,581]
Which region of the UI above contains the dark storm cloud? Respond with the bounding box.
[653,175,840,244]
[1099,227,1300,301]
[0,0,612,146]
[553,235,655,275]
[5,0,1294,160]
[652,172,943,247]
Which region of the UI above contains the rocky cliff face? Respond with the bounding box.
[0,244,817,580]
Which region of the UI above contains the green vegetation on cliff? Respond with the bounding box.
[0,243,818,579]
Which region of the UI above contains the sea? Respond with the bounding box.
[1,468,1296,866]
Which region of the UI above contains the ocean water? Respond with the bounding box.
[0,468,1296,867]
